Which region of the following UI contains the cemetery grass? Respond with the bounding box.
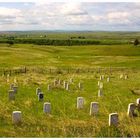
[0,44,140,137]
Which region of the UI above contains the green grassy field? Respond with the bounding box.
[0,43,140,137]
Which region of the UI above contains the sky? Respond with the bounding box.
[0,2,140,31]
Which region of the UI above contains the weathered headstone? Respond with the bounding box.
[90,102,99,116]
[77,97,84,109]
[12,111,22,124]
[98,89,103,97]
[43,102,51,114]
[109,113,119,126]
[38,92,44,101]
[9,90,15,100]
[36,87,41,95]
[127,103,137,117]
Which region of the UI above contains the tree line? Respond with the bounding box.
[0,38,128,46]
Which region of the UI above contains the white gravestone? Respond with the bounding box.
[127,103,137,117]
[44,102,51,114]
[98,81,100,86]
[63,81,67,89]
[12,111,22,124]
[48,85,51,91]
[100,75,103,81]
[107,77,110,82]
[109,113,119,126]
[54,80,57,86]
[58,79,61,85]
[14,77,17,83]
[120,74,123,79]
[78,82,82,90]
[90,102,99,116]
[36,88,41,95]
[136,98,140,110]
[70,78,73,83]
[99,82,103,89]
[7,78,10,83]
[124,75,128,80]
[77,97,84,109]
[66,83,69,91]
[98,89,103,97]
[9,90,15,100]
[102,75,104,80]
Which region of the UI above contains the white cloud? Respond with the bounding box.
[0,7,21,17]
[107,11,131,24]
[0,3,140,31]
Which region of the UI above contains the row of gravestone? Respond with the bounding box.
[11,97,140,127]
[97,73,129,97]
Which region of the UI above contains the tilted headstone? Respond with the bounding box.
[38,92,44,101]
[12,111,22,124]
[9,90,15,100]
[90,102,99,116]
[109,113,119,126]
[98,89,103,97]
[44,102,51,114]
[127,103,137,117]
[36,87,41,95]
[77,97,84,109]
